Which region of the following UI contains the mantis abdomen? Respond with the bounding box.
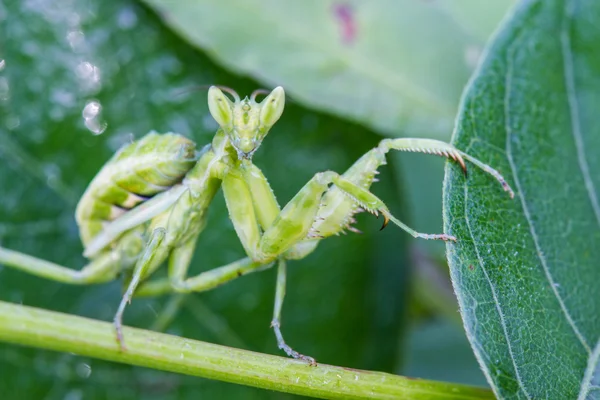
[75,132,198,248]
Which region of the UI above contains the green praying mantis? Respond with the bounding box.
[0,86,514,365]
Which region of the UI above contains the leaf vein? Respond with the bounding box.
[504,37,591,353]
[578,339,600,400]
[560,0,600,226]
[463,184,532,400]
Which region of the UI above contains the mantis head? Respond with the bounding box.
[208,86,285,160]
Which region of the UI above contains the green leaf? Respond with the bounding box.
[142,0,513,138]
[444,0,600,398]
[0,1,410,397]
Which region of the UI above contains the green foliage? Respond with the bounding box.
[4,0,599,398]
[0,1,410,398]
[444,0,600,398]
[143,0,513,139]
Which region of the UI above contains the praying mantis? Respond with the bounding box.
[0,86,514,365]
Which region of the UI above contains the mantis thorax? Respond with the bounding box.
[207,86,285,160]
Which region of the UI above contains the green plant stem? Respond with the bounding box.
[0,301,493,399]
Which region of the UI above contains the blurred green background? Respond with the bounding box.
[0,1,512,398]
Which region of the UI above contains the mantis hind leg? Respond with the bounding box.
[0,226,145,285]
[0,227,145,284]
[0,247,122,284]
[114,228,167,350]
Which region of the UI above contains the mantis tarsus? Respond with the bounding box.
[0,86,514,365]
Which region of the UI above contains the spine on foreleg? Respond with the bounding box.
[311,148,387,238]
[75,132,198,248]
[313,138,468,239]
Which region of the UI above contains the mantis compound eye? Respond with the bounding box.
[208,86,234,130]
[259,86,285,128]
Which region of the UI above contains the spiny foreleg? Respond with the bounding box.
[226,167,432,263]
[312,137,514,239]
[332,177,456,241]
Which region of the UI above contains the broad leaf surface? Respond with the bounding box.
[444,0,600,398]
[0,1,409,398]
[143,0,514,139]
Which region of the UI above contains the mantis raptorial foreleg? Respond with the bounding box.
[225,168,450,266]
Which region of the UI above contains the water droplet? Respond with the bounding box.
[0,59,5,71]
[76,362,92,378]
[84,118,107,135]
[82,101,100,119]
[82,100,107,135]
